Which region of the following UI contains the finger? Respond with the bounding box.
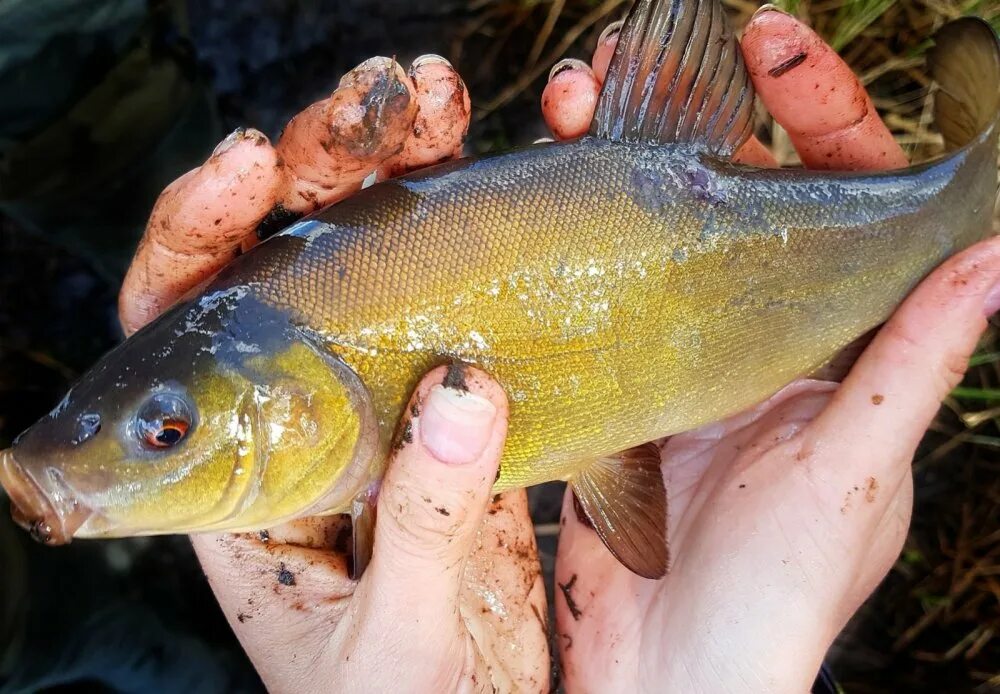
[554,487,650,689]
[363,365,509,620]
[461,490,550,692]
[118,128,282,335]
[542,59,600,140]
[843,471,912,619]
[591,20,623,83]
[190,530,355,692]
[378,55,471,179]
[741,7,908,171]
[805,236,1000,490]
[274,57,418,218]
[733,135,778,167]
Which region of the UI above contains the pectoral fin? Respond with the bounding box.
[590,0,754,156]
[569,442,668,579]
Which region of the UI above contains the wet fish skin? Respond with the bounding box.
[0,0,996,575]
[220,130,996,492]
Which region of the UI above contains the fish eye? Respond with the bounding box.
[135,393,194,450]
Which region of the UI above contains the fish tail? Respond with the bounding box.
[929,17,1000,152]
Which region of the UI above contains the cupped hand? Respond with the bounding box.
[118,56,550,693]
[545,9,1000,693]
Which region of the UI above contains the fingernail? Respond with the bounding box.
[984,281,1000,316]
[599,19,623,45]
[213,128,246,156]
[412,53,451,69]
[213,127,268,156]
[753,3,792,17]
[341,56,396,88]
[549,58,589,81]
[533,137,555,144]
[420,385,497,465]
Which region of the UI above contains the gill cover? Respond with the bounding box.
[194,334,379,533]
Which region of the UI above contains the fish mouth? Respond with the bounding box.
[0,449,89,545]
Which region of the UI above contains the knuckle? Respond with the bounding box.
[379,480,471,557]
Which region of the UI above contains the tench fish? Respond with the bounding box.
[2,0,998,579]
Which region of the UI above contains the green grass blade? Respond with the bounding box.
[951,387,1000,401]
[831,0,896,51]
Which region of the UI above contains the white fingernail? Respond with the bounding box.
[420,385,496,466]
[599,19,624,45]
[213,127,267,156]
[413,53,451,69]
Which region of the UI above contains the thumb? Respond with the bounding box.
[365,364,508,617]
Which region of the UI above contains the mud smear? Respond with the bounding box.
[276,562,296,586]
[768,51,808,78]
[558,574,582,621]
[443,361,469,391]
[256,202,302,240]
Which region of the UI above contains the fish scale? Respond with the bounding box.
[1,0,997,580]
[217,135,995,492]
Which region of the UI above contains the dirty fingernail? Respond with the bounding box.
[412,53,451,69]
[599,19,624,45]
[213,127,267,156]
[420,385,497,465]
[549,58,590,82]
[213,128,247,156]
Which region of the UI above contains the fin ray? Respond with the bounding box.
[570,443,668,579]
[929,17,1000,151]
[590,0,754,157]
[349,491,376,580]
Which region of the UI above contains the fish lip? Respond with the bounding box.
[0,449,89,545]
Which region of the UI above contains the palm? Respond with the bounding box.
[556,380,913,692]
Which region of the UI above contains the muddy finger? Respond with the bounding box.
[542,59,601,140]
[274,57,418,221]
[741,7,908,171]
[378,54,471,179]
[119,128,282,335]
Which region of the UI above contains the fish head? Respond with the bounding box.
[1,288,376,544]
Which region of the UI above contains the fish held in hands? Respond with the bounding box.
[3,0,999,580]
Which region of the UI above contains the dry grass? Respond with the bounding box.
[455,0,1000,689]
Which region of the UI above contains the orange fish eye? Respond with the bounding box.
[135,393,194,450]
[144,418,189,448]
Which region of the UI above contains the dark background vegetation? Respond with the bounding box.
[1,0,999,691]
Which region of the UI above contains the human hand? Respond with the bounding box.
[118,56,549,693]
[544,9,1000,692]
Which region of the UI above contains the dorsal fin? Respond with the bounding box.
[590,0,754,157]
